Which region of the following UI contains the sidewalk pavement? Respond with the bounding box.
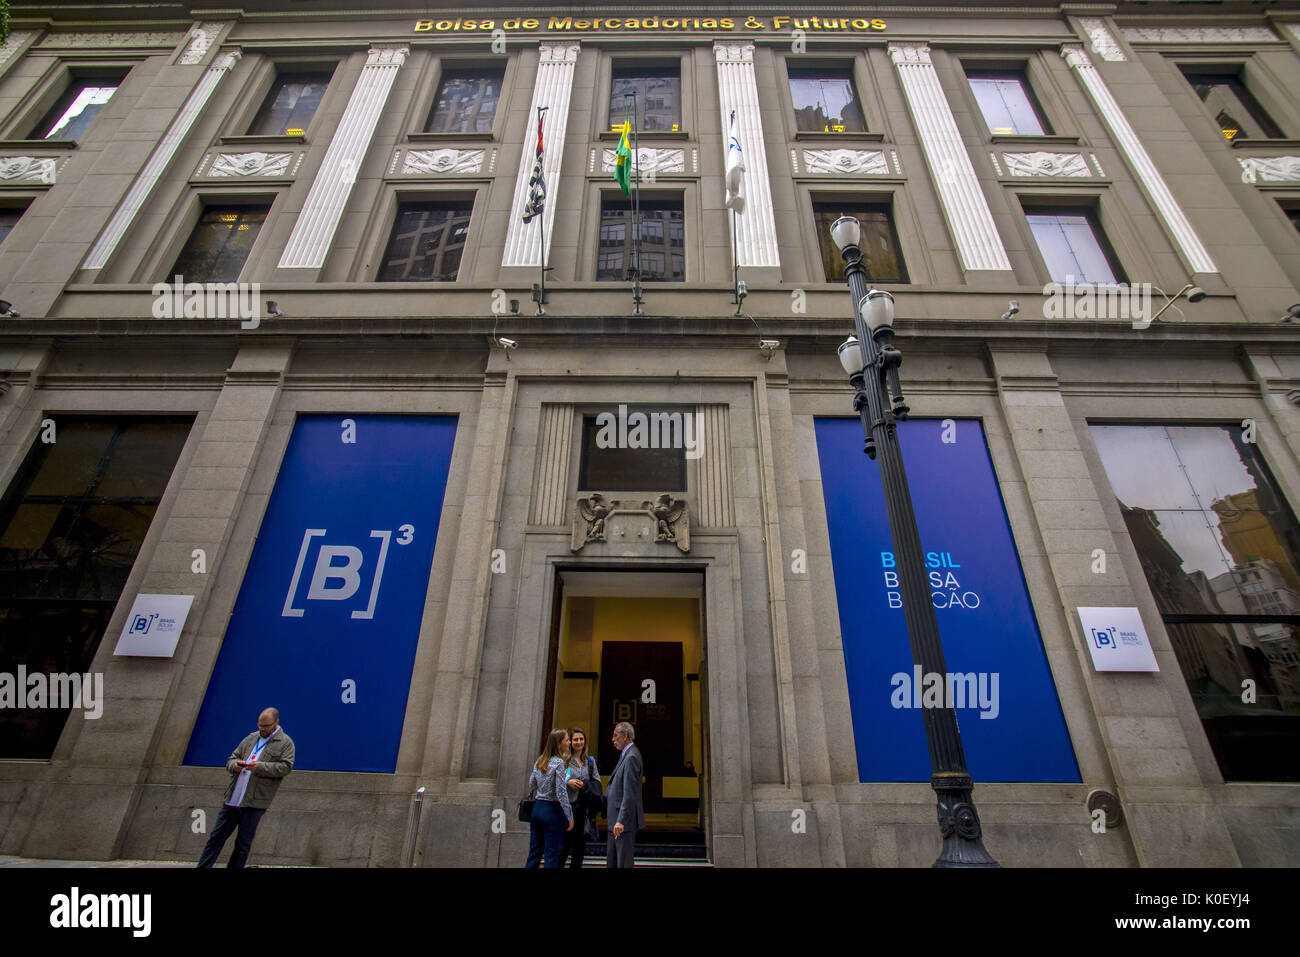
[0,855,194,867]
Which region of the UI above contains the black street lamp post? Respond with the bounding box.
[830,215,999,868]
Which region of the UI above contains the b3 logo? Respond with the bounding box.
[1090,626,1116,650]
[282,525,414,619]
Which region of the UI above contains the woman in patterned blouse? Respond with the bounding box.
[524,727,574,868]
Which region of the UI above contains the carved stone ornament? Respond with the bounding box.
[801,149,888,175]
[1239,156,1300,183]
[1077,18,1127,61]
[36,31,187,49]
[209,151,292,178]
[571,493,690,553]
[366,46,409,67]
[178,22,224,65]
[714,41,754,63]
[1003,152,1091,178]
[600,147,684,175]
[0,31,38,71]
[1122,26,1276,44]
[539,42,581,63]
[404,148,485,174]
[0,156,56,184]
[888,43,932,65]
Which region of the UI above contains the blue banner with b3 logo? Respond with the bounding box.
[185,414,458,772]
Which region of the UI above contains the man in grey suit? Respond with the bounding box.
[606,721,644,868]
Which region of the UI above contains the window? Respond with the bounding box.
[1091,424,1300,781]
[1181,70,1283,141]
[1023,207,1122,284]
[169,205,269,283]
[609,64,681,133]
[0,417,193,758]
[0,209,24,245]
[1281,203,1300,235]
[30,74,125,140]
[788,67,866,133]
[579,410,688,491]
[246,70,333,136]
[378,200,472,282]
[812,203,907,283]
[597,198,684,282]
[966,70,1050,136]
[426,67,504,133]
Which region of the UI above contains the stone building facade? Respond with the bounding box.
[0,1,1297,867]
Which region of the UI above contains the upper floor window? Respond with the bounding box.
[788,67,866,133]
[426,66,504,133]
[1180,70,1283,141]
[1284,203,1300,234]
[1023,207,1121,284]
[170,205,269,283]
[966,70,1050,136]
[378,200,472,282]
[609,64,680,132]
[812,202,907,283]
[598,197,684,282]
[0,208,24,245]
[31,74,125,140]
[579,410,687,492]
[247,70,333,136]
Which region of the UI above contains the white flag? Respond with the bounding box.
[724,113,746,213]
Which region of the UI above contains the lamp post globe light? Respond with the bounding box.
[830,214,999,868]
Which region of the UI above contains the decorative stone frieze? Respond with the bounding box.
[0,156,57,184]
[1238,156,1300,183]
[1003,152,1091,178]
[571,494,690,553]
[1078,18,1127,61]
[403,148,485,174]
[599,147,684,175]
[800,149,889,175]
[208,151,293,178]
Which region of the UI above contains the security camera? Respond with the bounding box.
[759,339,780,360]
[496,337,517,350]
[0,300,19,318]
[509,299,520,315]
[265,300,283,318]
[1282,303,1300,323]
[736,280,749,302]
[1001,299,1019,321]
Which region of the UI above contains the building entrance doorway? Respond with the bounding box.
[545,569,707,860]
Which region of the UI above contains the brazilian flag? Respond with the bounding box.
[614,119,632,196]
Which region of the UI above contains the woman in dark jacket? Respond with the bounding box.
[558,727,603,869]
[524,727,573,868]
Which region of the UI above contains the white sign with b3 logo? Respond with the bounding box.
[113,593,195,658]
[1077,606,1160,672]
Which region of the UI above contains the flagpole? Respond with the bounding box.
[729,108,740,315]
[536,106,548,316]
[628,90,643,316]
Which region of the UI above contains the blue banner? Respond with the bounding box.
[185,414,458,773]
[814,417,1079,782]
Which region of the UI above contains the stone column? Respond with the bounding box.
[1061,45,1217,276]
[83,50,243,271]
[502,43,580,268]
[714,41,780,269]
[278,45,409,270]
[888,43,1012,273]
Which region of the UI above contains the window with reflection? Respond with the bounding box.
[170,206,269,283]
[579,410,689,492]
[966,70,1050,136]
[597,198,684,282]
[609,65,681,132]
[0,209,24,245]
[426,67,504,133]
[247,69,334,136]
[378,200,473,282]
[31,74,126,140]
[813,202,907,282]
[1180,70,1283,141]
[0,417,193,758]
[788,67,866,133]
[1092,424,1300,781]
[1023,207,1122,284]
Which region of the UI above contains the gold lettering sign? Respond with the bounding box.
[413,15,886,33]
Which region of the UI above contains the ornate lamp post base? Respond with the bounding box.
[932,773,999,868]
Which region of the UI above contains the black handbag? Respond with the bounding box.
[517,775,537,822]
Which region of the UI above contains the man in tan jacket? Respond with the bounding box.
[197,707,295,868]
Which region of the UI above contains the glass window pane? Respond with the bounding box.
[96,422,193,498]
[170,206,269,284]
[968,73,1047,136]
[1025,211,1118,284]
[33,82,120,140]
[378,201,473,282]
[426,69,504,133]
[609,68,681,132]
[813,204,907,282]
[1182,72,1283,140]
[24,422,117,497]
[579,412,687,491]
[247,70,333,135]
[0,209,23,245]
[789,71,866,133]
[597,199,684,282]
